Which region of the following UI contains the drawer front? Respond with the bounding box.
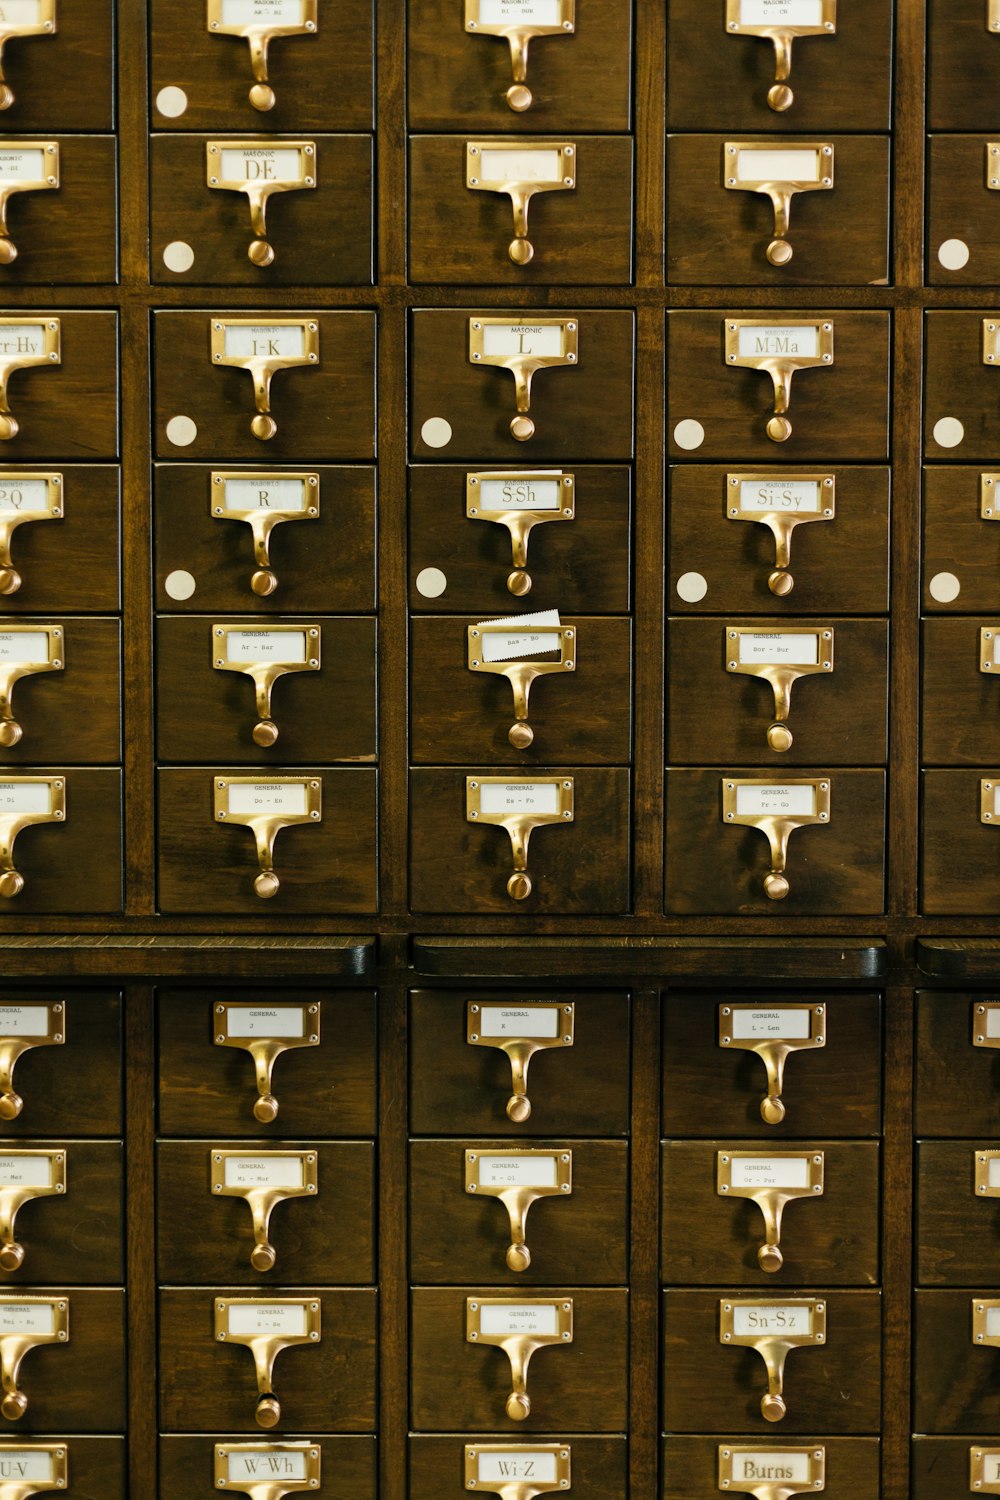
[913,1288,1000,1431]
[667,135,889,286]
[662,1288,882,1433]
[154,464,375,615]
[0,314,117,461]
[0,1141,122,1284]
[661,991,882,1139]
[0,768,122,915]
[153,310,376,462]
[158,988,376,1138]
[409,991,630,1138]
[410,616,632,765]
[922,617,1000,762]
[409,136,633,285]
[668,312,890,462]
[666,617,888,765]
[664,768,887,916]
[410,1287,628,1430]
[410,311,635,462]
[159,1434,376,1500]
[916,1140,1000,1285]
[912,1437,1000,1497]
[0,991,121,1138]
[150,134,373,286]
[0,467,120,615]
[662,1435,880,1500]
[410,1435,626,1500]
[915,992,1000,1138]
[923,466,1000,612]
[0,6,114,131]
[927,135,1000,285]
[157,767,377,915]
[158,1287,377,1432]
[0,1436,126,1500]
[668,465,890,615]
[0,138,117,285]
[922,769,1000,914]
[150,0,374,131]
[409,1139,628,1284]
[155,616,376,764]
[661,1140,880,1285]
[0,1288,125,1431]
[0,619,119,764]
[928,0,1000,130]
[409,767,631,915]
[925,311,1000,461]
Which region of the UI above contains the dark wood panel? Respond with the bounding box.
[0,5,115,131]
[925,312,1000,463]
[926,136,1000,286]
[914,992,1000,1138]
[928,0,1000,129]
[663,1435,881,1499]
[915,1140,1000,1285]
[412,938,889,981]
[921,769,1000,915]
[913,1288,1000,1432]
[911,1437,995,1497]
[159,1434,376,1500]
[922,467,1000,613]
[922,616,1000,763]
[19,1436,126,1500]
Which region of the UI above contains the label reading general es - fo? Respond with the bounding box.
[478,783,561,816]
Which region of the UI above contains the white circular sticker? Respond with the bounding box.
[162,240,195,273]
[155,86,188,119]
[673,419,705,451]
[420,417,453,449]
[932,416,965,448]
[676,571,708,602]
[937,238,970,271]
[415,567,448,598]
[164,569,196,601]
[165,415,198,447]
[929,571,961,603]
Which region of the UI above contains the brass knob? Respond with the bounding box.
[761,1095,785,1125]
[0,242,17,267]
[506,1094,531,1123]
[509,238,534,266]
[251,569,278,597]
[1,1390,26,1421]
[761,1391,786,1422]
[0,416,19,442]
[250,1243,276,1272]
[766,239,793,267]
[0,870,23,899]
[766,723,793,753]
[0,1094,22,1122]
[506,1243,531,1272]
[251,413,278,441]
[510,415,535,441]
[0,720,21,748]
[507,872,532,900]
[249,240,275,268]
[506,1390,530,1420]
[254,871,281,900]
[249,83,276,112]
[764,872,789,901]
[507,571,532,596]
[254,1094,279,1124]
[252,720,279,748]
[506,84,533,111]
[255,1394,280,1428]
[766,415,792,443]
[768,570,794,597]
[758,1242,783,1273]
[508,722,534,749]
[0,1242,23,1272]
[768,82,794,112]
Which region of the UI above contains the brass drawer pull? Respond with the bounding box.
[469,317,578,443]
[0,1296,68,1422]
[467,775,573,901]
[215,1296,321,1429]
[722,777,830,902]
[206,0,318,114]
[464,0,575,113]
[467,1001,575,1124]
[720,1296,825,1422]
[214,1000,321,1126]
[214,775,322,900]
[717,1150,824,1273]
[725,319,833,444]
[466,1149,572,1272]
[467,1296,572,1421]
[725,0,836,114]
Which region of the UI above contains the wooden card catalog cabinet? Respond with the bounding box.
[210,1148,317,1272]
[719,1001,827,1124]
[720,1297,826,1422]
[215,1296,320,1429]
[465,1147,572,1271]
[214,999,321,1124]
[214,1440,321,1499]
[466,1296,572,1421]
[470,316,577,441]
[725,0,836,113]
[464,1442,571,1500]
[467,999,575,1123]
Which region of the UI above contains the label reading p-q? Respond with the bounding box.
[219,148,307,183]
[229,1449,308,1481]
[0,1302,54,1336]
[732,1303,812,1337]
[223,325,305,360]
[730,1157,810,1189]
[478,1006,560,1038]
[477,1154,558,1188]
[739,479,822,513]
[0,1452,55,1482]
[227,783,308,817]
[0,1155,53,1188]
[478,783,560,816]
[0,1005,52,1036]
[735,784,816,818]
[738,325,819,359]
[732,1008,811,1040]
[0,632,49,664]
[735,149,820,182]
[476,1452,559,1483]
[737,633,819,665]
[223,1156,305,1190]
[220,0,309,23]
[0,326,47,359]
[226,1006,306,1038]
[225,630,308,664]
[726,1451,813,1485]
[0,150,46,183]
[481,324,566,358]
[228,1303,307,1337]
[479,1303,558,1337]
[223,478,308,512]
[478,149,564,183]
[0,782,51,816]
[476,0,563,23]
[477,476,563,511]
[737,0,824,22]
[0,479,53,514]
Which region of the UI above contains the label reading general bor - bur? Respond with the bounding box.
[227,783,308,817]
[228,1303,307,1337]
[478,783,560,816]
[0,1005,51,1037]
[0,326,46,359]
[737,633,819,666]
[0,782,50,816]
[223,325,305,361]
[479,1303,559,1337]
[738,0,824,23]
[224,478,308,512]
[477,1155,558,1188]
[229,1450,308,1482]
[728,1451,813,1485]
[224,1156,305,1190]
[0,1452,55,1482]
[479,1006,560,1038]
[730,1157,811,1190]
[477,1452,559,1483]
[478,477,563,512]
[735,784,817,818]
[737,325,819,359]
[735,149,820,182]
[739,479,822,513]
[0,632,49,664]
[0,1302,54,1336]
[227,1006,306,1038]
[732,1008,811,1040]
[226,630,308,665]
[220,0,308,24]
[476,0,562,24]
[732,1303,812,1337]
[0,1155,52,1188]
[219,148,306,183]
[0,479,51,514]
[481,324,566,358]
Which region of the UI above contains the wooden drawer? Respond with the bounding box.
[156,768,377,915]
[155,616,376,764]
[0,467,120,615]
[409,990,630,1137]
[667,312,890,463]
[154,464,374,615]
[666,617,887,765]
[409,767,631,915]
[150,134,373,285]
[410,1287,628,1431]
[928,0,1000,130]
[158,1288,377,1433]
[925,311,1000,462]
[922,466,1000,613]
[667,0,892,131]
[0,991,120,1138]
[410,615,631,765]
[158,988,376,1138]
[915,992,1000,1138]
[922,769,1000,914]
[156,1141,374,1284]
[667,135,889,286]
[409,136,633,285]
[0,768,121,916]
[927,136,1000,285]
[408,465,631,615]
[0,314,117,462]
[662,1435,880,1500]
[912,1437,1000,1497]
[915,1140,1000,1285]
[662,1288,882,1434]
[0,138,116,285]
[0,1141,121,1285]
[913,1288,1000,1432]
[410,1435,626,1500]
[0,619,119,765]
[159,1434,375,1500]
[663,768,886,916]
[0,1289,125,1432]
[153,311,376,462]
[410,311,634,462]
[150,0,373,131]
[661,991,882,1139]
[0,6,114,131]
[668,465,890,615]
[922,617,1000,763]
[661,1140,879,1286]
[409,1139,628,1284]
[407,0,632,132]
[0,1436,125,1499]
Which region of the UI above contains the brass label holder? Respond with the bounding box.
[215,1296,321,1430]
[466,471,575,596]
[726,472,835,598]
[206,0,318,113]
[971,1445,1000,1495]
[725,0,836,113]
[976,1148,1000,1205]
[982,473,1000,521]
[0,1441,68,1500]
[983,321,1000,392]
[0,1296,68,1422]
[0,1,56,113]
[973,1298,1000,1359]
[0,623,62,747]
[0,1001,63,1123]
[465,1147,572,1271]
[725,319,833,444]
[467,775,574,901]
[0,473,61,598]
[469,317,578,442]
[717,1442,825,1499]
[719,1001,826,1125]
[212,622,320,747]
[468,613,575,749]
[214,999,321,1125]
[466,141,575,265]
[207,139,316,267]
[992,0,1000,32]
[464,0,575,112]
[211,470,319,597]
[0,775,64,900]
[214,1440,321,1500]
[723,142,832,266]
[973,1001,1000,1054]
[0,143,58,266]
[211,1148,317,1272]
[980,777,1000,829]
[464,1442,571,1500]
[725,626,833,752]
[466,1296,573,1421]
[0,1150,65,1273]
[214,775,322,900]
[717,1149,824,1273]
[0,320,59,443]
[211,318,319,442]
[980,628,1000,681]
[719,1297,825,1423]
[467,1000,575,1123]
[722,776,830,902]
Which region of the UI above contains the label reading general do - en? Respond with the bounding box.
[481,324,566,358]
[223,325,305,361]
[0,782,51,816]
[477,1452,559,1483]
[732,1303,812,1337]
[224,1156,305,1190]
[0,1155,52,1189]
[738,0,824,23]
[0,1005,51,1036]
[0,1452,55,1482]
[227,1006,305,1038]
[737,325,819,359]
[227,782,308,817]
[228,1303,307,1338]
[478,477,563,512]
[0,1302,54,1336]
[0,479,51,514]
[477,1154,558,1188]
[479,1006,560,1038]
[739,479,821,513]
[220,0,308,23]
[229,1450,308,1481]
[735,784,816,818]
[737,633,819,666]
[219,148,308,183]
[478,783,560,816]
[479,1303,558,1337]
[224,478,308,512]
[732,1008,811,1040]
[730,1157,811,1190]
[728,1451,813,1485]
[225,630,308,665]
[476,0,562,23]
[0,632,49,664]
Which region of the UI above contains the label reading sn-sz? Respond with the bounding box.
[478,1155,558,1188]
[729,1451,813,1485]
[223,1156,305,1190]
[479,477,563,512]
[478,783,560,816]
[481,324,565,358]
[229,1450,308,1482]
[739,479,821,514]
[479,1006,560,1038]
[227,1006,305,1038]
[0,1302,54,1336]
[737,633,819,666]
[730,1157,810,1190]
[0,782,50,816]
[738,325,819,359]
[225,630,308,665]
[228,1303,307,1337]
[738,0,823,22]
[0,1452,54,1482]
[479,1303,558,1337]
[477,1452,559,1483]
[0,1005,51,1037]
[223,478,308,512]
[735,784,816,818]
[0,632,48,664]
[227,783,308,817]
[0,479,51,514]
[732,1008,811,1040]
[223,325,305,361]
[0,1155,52,1188]
[733,1303,812,1337]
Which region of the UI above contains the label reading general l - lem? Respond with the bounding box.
[223,478,309,512]
[0,1155,53,1188]
[223,1156,305,1190]
[0,782,51,816]
[479,1302,559,1337]
[227,782,308,817]
[223,324,305,361]
[476,1451,559,1482]
[727,1450,813,1484]
[732,1303,813,1337]
[0,479,52,514]
[730,1156,811,1190]
[478,476,563,511]
[732,1008,812,1040]
[477,1154,559,1188]
[228,1302,307,1337]
[481,324,566,358]
[737,633,819,665]
[739,479,822,513]
[479,148,564,183]
[0,1451,56,1482]
[226,1006,306,1038]
[225,630,308,664]
[738,0,824,22]
[219,148,308,183]
[735,784,817,818]
[228,1449,308,1481]
[220,0,309,23]
[0,1302,54,1336]
[478,783,560,816]
[738,325,819,359]
[0,1005,52,1036]
[476,0,563,23]
[0,149,46,183]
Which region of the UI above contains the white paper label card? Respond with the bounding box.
[223,324,305,360]
[479,1302,559,1336]
[475,1154,560,1188]
[735,148,822,182]
[229,1449,308,1481]
[0,781,51,816]
[475,475,565,512]
[477,1005,561,1038]
[738,478,824,513]
[988,1158,1000,1188]
[226,1005,306,1038]
[0,1451,57,1482]
[728,1156,812,1189]
[481,323,567,357]
[222,477,310,512]
[731,1007,813,1040]
[218,147,311,183]
[0,1154,53,1188]
[478,782,560,816]
[0,1004,55,1037]
[0,149,47,182]
[0,478,58,515]
[228,1302,308,1337]
[224,630,309,664]
[227,782,308,817]
[737,632,819,665]
[0,2,50,26]
[732,1303,814,1337]
[0,1302,55,1336]
[0,326,48,359]
[478,148,565,182]
[735,784,817,818]
[219,0,310,26]
[738,0,824,22]
[475,0,564,21]
[222,1155,306,1190]
[477,1451,559,1482]
[972,1449,1000,1489]
[481,629,562,662]
[738,325,819,359]
[0,631,50,663]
